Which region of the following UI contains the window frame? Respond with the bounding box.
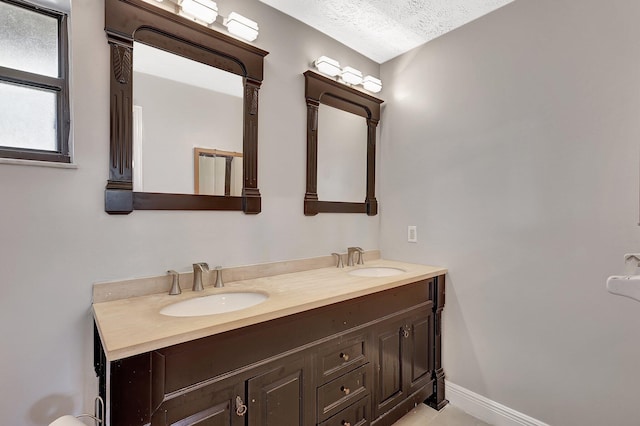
[0,0,70,163]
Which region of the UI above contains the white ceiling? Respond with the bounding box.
[258,0,514,63]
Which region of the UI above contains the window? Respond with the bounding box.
[0,0,70,163]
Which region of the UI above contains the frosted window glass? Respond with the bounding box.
[0,82,57,151]
[0,1,59,77]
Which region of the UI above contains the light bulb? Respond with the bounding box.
[314,56,341,77]
[225,12,259,41]
[341,66,363,85]
[362,75,382,93]
[180,0,218,24]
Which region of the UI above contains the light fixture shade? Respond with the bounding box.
[180,0,218,24]
[314,56,341,77]
[341,66,363,85]
[225,12,259,41]
[362,75,382,93]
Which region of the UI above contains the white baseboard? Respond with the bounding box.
[445,381,550,426]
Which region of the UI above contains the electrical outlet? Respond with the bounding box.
[408,226,417,243]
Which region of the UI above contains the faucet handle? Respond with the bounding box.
[355,247,365,265]
[168,270,181,295]
[331,253,344,268]
[214,266,224,288]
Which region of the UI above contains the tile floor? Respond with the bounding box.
[391,403,491,426]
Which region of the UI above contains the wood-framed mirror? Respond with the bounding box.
[104,0,268,214]
[303,71,383,216]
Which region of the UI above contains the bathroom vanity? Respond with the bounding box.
[93,256,447,425]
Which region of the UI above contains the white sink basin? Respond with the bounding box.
[348,267,406,277]
[160,292,268,317]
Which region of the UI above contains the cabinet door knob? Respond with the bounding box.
[340,385,350,395]
[340,352,350,361]
[403,325,411,338]
[235,396,247,416]
[341,421,351,426]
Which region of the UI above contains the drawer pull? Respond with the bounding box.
[341,421,351,426]
[340,385,350,395]
[235,396,247,416]
[340,352,350,361]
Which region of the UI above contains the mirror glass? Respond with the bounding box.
[132,41,243,195]
[316,104,367,202]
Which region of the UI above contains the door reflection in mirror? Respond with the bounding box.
[131,42,243,194]
[195,148,243,196]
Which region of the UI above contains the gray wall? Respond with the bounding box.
[0,0,380,424]
[380,0,640,424]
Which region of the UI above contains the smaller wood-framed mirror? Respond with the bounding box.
[303,71,383,216]
[104,0,268,214]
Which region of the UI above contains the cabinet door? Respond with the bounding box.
[404,308,434,396]
[247,354,313,426]
[151,378,245,426]
[372,316,406,418]
[372,305,434,419]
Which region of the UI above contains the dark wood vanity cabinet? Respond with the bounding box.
[95,276,446,426]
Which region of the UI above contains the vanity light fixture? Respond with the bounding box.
[362,75,382,93]
[224,12,259,42]
[341,66,363,86]
[179,0,218,25]
[314,56,341,77]
[311,57,382,93]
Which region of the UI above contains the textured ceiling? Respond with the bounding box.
[259,0,514,63]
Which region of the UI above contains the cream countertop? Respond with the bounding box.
[93,259,447,361]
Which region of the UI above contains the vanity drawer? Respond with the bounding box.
[319,395,371,426]
[316,334,368,385]
[318,363,371,422]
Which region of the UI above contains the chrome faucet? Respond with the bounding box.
[192,262,209,291]
[214,266,224,288]
[347,247,365,266]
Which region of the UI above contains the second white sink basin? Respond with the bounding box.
[160,292,268,317]
[348,267,406,277]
